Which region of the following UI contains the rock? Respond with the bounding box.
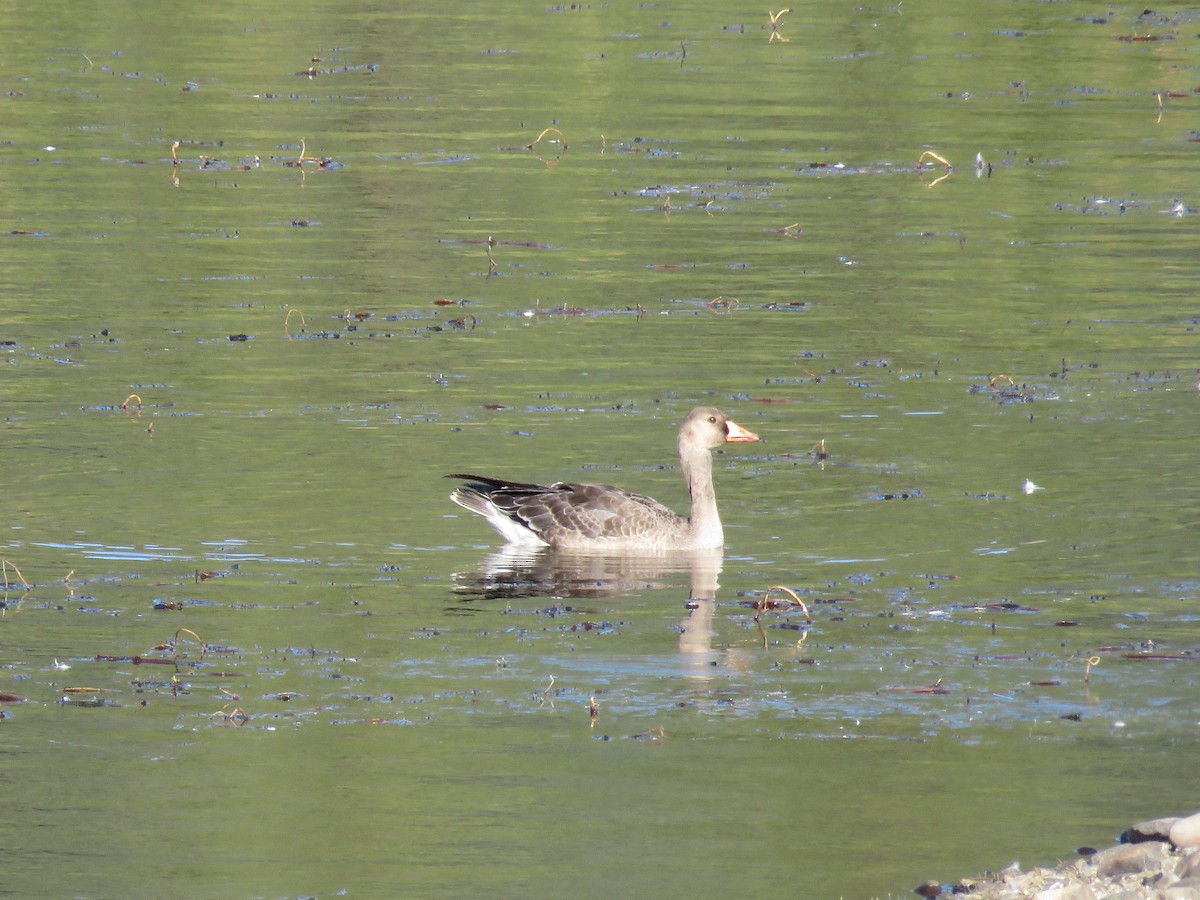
[913,878,942,897]
[1171,812,1200,850]
[933,813,1200,900]
[1176,849,1200,880]
[1163,876,1200,899]
[1122,816,1180,844]
[1092,841,1170,878]
[1033,883,1097,900]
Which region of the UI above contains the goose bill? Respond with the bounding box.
[724,420,760,443]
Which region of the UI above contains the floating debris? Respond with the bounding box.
[881,681,951,695]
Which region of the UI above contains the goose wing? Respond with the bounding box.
[448,474,681,544]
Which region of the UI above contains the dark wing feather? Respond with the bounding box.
[446,473,550,493]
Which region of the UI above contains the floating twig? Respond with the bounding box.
[211,698,249,725]
[297,138,321,166]
[1084,655,1101,683]
[918,150,952,170]
[284,308,307,337]
[288,138,335,169]
[1,559,30,591]
[754,584,812,624]
[526,126,567,154]
[917,150,953,187]
[173,627,207,662]
[446,313,478,330]
[120,394,143,410]
[631,725,665,741]
[60,687,113,709]
[707,296,741,312]
[536,674,556,708]
[769,8,792,42]
[881,679,950,695]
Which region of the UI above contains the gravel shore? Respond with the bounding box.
[911,810,1200,899]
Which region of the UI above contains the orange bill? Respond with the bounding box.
[724,420,760,443]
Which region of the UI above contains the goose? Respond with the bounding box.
[447,407,760,551]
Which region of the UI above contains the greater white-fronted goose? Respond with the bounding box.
[447,407,760,551]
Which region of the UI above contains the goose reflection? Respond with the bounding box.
[451,546,724,672]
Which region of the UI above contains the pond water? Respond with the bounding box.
[2,1,1198,896]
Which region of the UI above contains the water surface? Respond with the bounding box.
[2,1,1198,896]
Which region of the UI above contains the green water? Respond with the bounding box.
[2,1,1198,896]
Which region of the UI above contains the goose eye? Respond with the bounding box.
[708,416,718,424]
